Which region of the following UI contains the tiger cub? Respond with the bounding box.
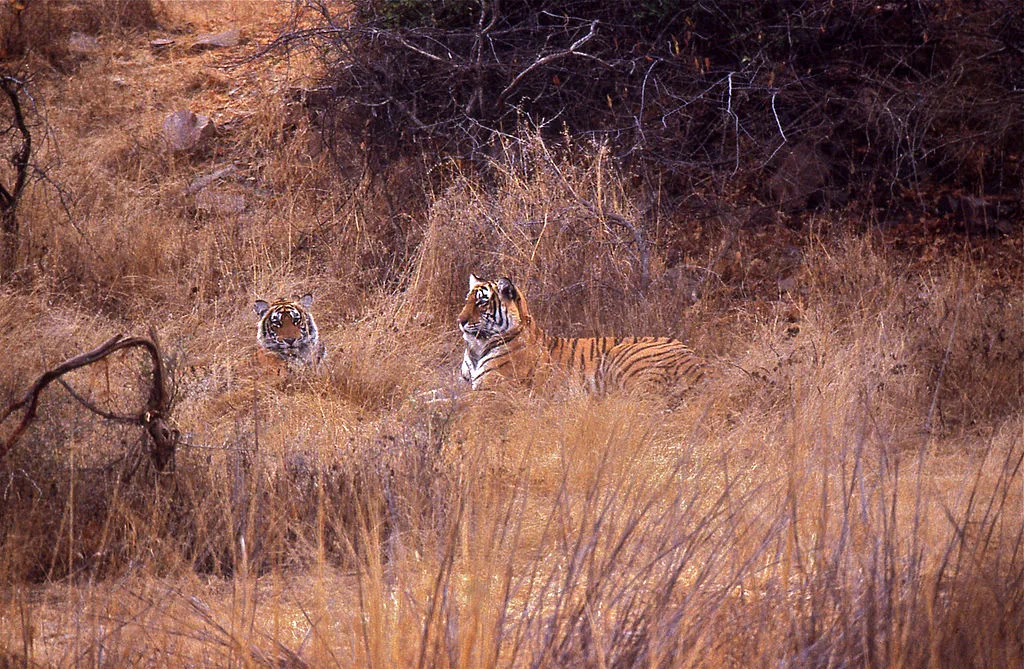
[457,274,705,394]
[253,294,326,371]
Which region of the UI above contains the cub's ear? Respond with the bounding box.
[300,293,314,309]
[496,277,517,301]
[469,273,484,290]
[254,300,270,317]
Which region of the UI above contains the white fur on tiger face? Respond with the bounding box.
[253,294,326,368]
[457,274,705,393]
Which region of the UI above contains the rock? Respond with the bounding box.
[150,38,175,51]
[69,32,100,53]
[194,189,246,216]
[186,164,238,195]
[190,29,240,51]
[162,110,217,152]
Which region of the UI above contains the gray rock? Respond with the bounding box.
[190,28,240,51]
[162,110,217,152]
[194,189,246,216]
[69,32,100,53]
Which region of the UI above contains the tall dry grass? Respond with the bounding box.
[1,2,1021,666]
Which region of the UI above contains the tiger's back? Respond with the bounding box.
[545,334,704,394]
[458,274,705,394]
[599,337,705,393]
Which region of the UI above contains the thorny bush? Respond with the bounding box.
[266,0,1022,222]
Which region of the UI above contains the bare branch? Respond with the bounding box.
[496,20,600,108]
[0,334,124,452]
[57,378,139,424]
[0,76,30,206]
[0,333,178,474]
[376,28,454,64]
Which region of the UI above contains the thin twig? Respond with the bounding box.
[56,378,139,424]
[496,20,601,107]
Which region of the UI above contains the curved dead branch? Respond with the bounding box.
[0,332,178,475]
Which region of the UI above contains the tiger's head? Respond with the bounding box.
[457,274,531,345]
[253,293,325,366]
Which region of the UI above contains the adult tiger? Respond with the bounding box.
[253,294,326,370]
[457,274,705,394]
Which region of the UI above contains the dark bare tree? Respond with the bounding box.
[0,74,30,279]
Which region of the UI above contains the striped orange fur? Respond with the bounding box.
[457,275,705,394]
[253,293,326,371]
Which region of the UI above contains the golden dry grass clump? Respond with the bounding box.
[0,1,1021,666]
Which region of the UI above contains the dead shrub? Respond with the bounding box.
[797,236,1024,437]
[267,0,1023,223]
[410,131,700,340]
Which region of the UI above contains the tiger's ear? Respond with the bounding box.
[300,293,314,309]
[468,273,484,290]
[254,300,270,317]
[496,277,517,302]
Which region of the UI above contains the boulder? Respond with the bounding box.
[162,110,217,152]
[190,29,240,51]
[194,189,246,216]
[68,32,100,53]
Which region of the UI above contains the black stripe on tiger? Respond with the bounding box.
[253,293,326,369]
[457,274,705,394]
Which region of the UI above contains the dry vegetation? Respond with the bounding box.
[0,1,1021,666]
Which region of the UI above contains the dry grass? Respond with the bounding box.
[0,1,1021,666]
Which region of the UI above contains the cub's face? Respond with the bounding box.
[457,274,522,343]
[254,294,315,354]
